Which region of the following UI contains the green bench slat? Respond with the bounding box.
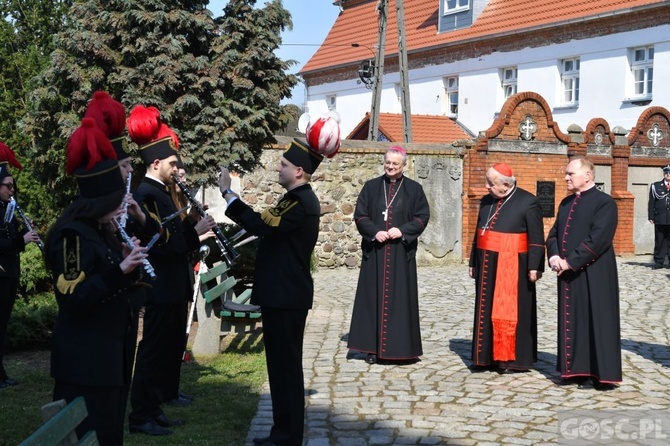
[199,262,229,283]
[20,397,98,446]
[221,309,262,318]
[202,276,237,303]
[236,288,252,304]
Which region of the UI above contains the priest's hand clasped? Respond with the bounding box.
[374,227,402,242]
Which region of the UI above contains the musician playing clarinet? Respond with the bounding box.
[126,105,215,436]
[0,142,40,391]
[45,119,150,445]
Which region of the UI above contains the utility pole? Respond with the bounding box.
[396,0,412,142]
[368,0,388,141]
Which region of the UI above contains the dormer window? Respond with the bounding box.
[444,0,469,15]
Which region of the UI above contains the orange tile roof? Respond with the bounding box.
[347,112,473,142]
[302,0,666,74]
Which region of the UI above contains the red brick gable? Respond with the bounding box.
[302,0,667,74]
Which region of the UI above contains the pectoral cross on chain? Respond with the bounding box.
[382,209,388,221]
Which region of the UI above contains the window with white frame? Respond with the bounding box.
[444,0,469,14]
[443,76,459,115]
[560,57,580,105]
[326,94,336,110]
[631,46,653,98]
[501,67,517,99]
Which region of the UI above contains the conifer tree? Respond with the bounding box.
[23,0,298,205]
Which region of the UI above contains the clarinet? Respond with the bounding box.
[172,175,239,266]
[118,172,132,229]
[113,218,157,280]
[10,198,44,252]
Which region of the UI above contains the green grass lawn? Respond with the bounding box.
[0,333,266,446]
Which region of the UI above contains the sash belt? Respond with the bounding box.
[477,230,528,362]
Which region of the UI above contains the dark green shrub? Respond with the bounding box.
[6,292,57,351]
[18,243,52,296]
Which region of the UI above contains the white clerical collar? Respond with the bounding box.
[145,173,165,186]
[575,183,596,196]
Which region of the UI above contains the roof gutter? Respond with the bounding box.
[301,2,669,76]
[414,2,670,55]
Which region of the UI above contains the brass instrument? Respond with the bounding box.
[10,197,44,252]
[172,175,239,266]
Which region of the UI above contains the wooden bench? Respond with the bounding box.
[20,397,99,446]
[191,260,261,355]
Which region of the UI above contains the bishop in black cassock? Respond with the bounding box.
[469,163,545,372]
[347,147,430,364]
[546,157,622,388]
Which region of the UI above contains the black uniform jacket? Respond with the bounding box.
[49,219,142,387]
[134,177,200,305]
[225,183,320,310]
[0,201,26,279]
[648,180,670,225]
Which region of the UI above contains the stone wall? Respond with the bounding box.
[205,138,466,269]
[204,95,670,269]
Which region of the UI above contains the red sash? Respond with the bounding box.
[477,230,528,362]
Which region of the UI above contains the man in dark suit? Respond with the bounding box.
[648,165,670,269]
[126,106,215,436]
[219,138,325,446]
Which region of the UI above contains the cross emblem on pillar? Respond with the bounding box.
[518,114,537,141]
[594,132,604,145]
[647,123,664,147]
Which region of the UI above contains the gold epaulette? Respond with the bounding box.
[56,232,86,295]
[261,198,299,227]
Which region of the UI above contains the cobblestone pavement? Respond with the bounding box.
[246,256,670,445]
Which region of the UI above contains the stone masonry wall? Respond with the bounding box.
[206,139,465,270]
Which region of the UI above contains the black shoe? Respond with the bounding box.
[652,263,664,269]
[469,364,495,372]
[0,378,19,390]
[577,378,595,389]
[253,436,271,445]
[166,396,193,406]
[153,413,184,427]
[178,390,194,401]
[365,354,377,364]
[497,368,529,374]
[557,377,580,386]
[129,420,173,436]
[595,382,617,391]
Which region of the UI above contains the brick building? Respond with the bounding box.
[286,0,670,260]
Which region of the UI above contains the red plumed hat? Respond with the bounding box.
[0,141,21,181]
[84,91,130,160]
[127,105,161,146]
[66,118,123,198]
[127,105,180,164]
[66,118,117,175]
[305,113,341,158]
[84,91,126,137]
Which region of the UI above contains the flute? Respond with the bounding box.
[113,218,157,280]
[10,198,44,252]
[118,172,132,229]
[172,174,239,266]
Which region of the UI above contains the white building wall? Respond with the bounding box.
[305,24,670,139]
